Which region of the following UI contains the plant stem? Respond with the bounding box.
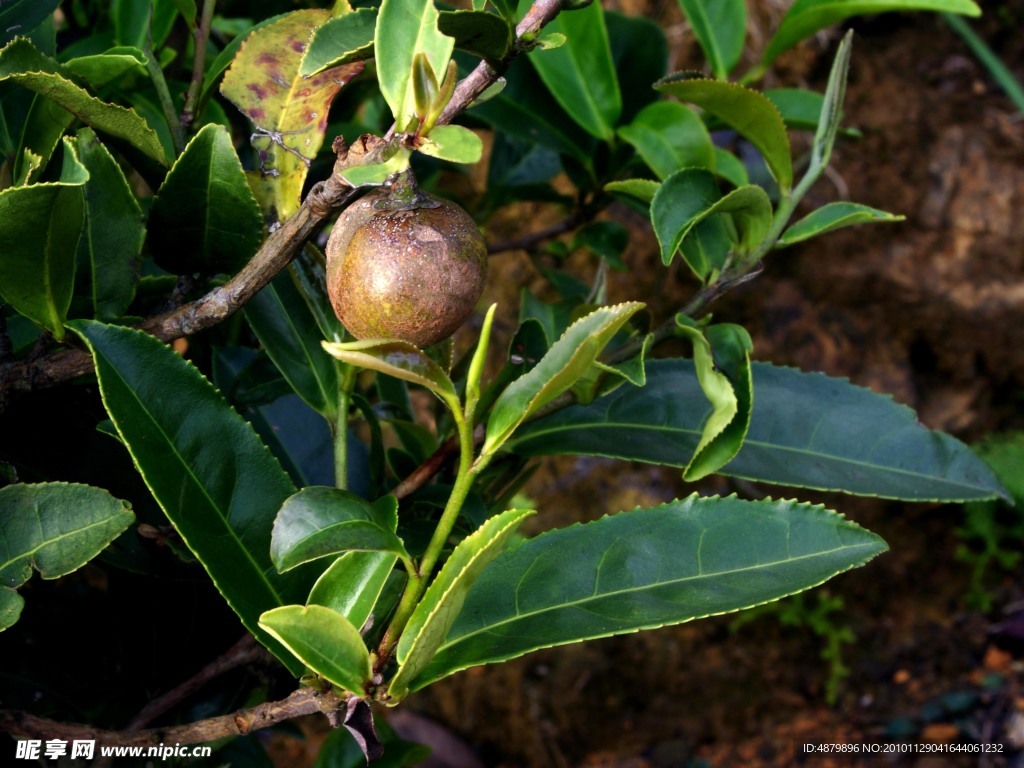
[144,39,185,156]
[333,363,357,490]
[943,13,1024,116]
[377,403,478,660]
[181,0,218,131]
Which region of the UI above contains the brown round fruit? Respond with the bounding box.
[326,187,487,348]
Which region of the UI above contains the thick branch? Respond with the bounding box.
[0,688,346,748]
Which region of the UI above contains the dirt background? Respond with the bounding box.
[377,3,1024,767]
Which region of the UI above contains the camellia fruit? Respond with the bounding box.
[326,178,487,348]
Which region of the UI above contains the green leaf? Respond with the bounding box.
[573,221,629,268]
[680,216,731,279]
[604,178,660,204]
[0,137,87,339]
[438,10,514,62]
[418,124,483,164]
[170,0,198,28]
[0,0,62,48]
[220,10,363,220]
[617,101,714,180]
[522,0,621,141]
[411,494,887,689]
[677,0,746,79]
[777,202,904,247]
[69,320,310,674]
[484,303,644,455]
[0,482,134,631]
[375,0,454,131]
[147,124,263,274]
[655,73,793,191]
[712,147,749,187]
[764,87,859,135]
[469,57,593,163]
[510,360,1009,502]
[676,322,754,481]
[259,604,371,693]
[606,11,668,123]
[245,270,340,420]
[270,487,410,573]
[652,168,772,276]
[112,0,180,49]
[762,0,981,69]
[63,47,148,90]
[0,38,167,165]
[308,551,399,632]
[0,587,23,632]
[301,8,378,76]
[323,339,458,406]
[389,509,534,701]
[75,128,144,322]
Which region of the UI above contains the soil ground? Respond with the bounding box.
[383,5,1024,767]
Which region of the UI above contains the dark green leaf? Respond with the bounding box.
[762,0,980,69]
[765,87,855,134]
[655,73,792,191]
[522,0,621,141]
[574,221,629,268]
[75,128,144,322]
[69,320,309,674]
[388,508,533,701]
[0,0,62,48]
[112,0,179,50]
[439,10,514,62]
[484,303,644,455]
[411,494,887,689]
[618,101,714,180]
[680,216,731,278]
[777,202,904,247]
[509,360,1009,502]
[0,482,133,631]
[677,0,746,79]
[260,604,371,694]
[0,38,167,164]
[245,270,340,420]
[170,0,198,28]
[148,124,263,274]
[0,137,87,339]
[271,487,410,573]
[301,8,378,76]
[606,11,668,123]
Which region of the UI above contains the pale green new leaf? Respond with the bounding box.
[411,495,887,689]
[778,202,905,247]
[762,0,980,69]
[0,482,134,631]
[69,320,309,674]
[484,303,644,455]
[604,178,660,204]
[418,124,483,164]
[388,508,534,701]
[655,73,792,191]
[308,551,399,632]
[376,0,454,131]
[677,0,746,79]
[0,137,87,340]
[271,487,409,572]
[260,605,371,693]
[323,339,457,404]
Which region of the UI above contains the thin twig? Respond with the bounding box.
[487,211,587,255]
[0,688,346,748]
[181,0,218,131]
[125,635,266,732]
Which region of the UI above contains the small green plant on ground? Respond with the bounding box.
[0,0,1005,762]
[956,432,1024,612]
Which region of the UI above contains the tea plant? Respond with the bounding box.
[0,0,1004,762]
